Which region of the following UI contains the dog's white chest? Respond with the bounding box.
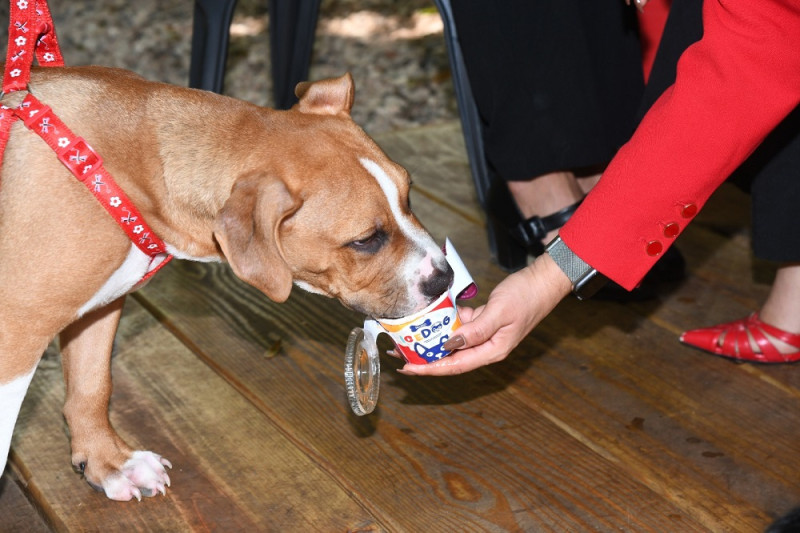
[0,368,36,469]
[78,244,153,317]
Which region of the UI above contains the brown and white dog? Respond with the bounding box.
[0,66,453,500]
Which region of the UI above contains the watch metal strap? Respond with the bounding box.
[545,236,608,300]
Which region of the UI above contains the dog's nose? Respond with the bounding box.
[420,262,454,299]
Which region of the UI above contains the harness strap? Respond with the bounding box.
[2,0,173,281]
[4,0,63,93]
[0,104,19,154]
[12,93,171,262]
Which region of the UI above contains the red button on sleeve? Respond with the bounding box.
[663,222,680,238]
[646,240,663,256]
[680,203,698,219]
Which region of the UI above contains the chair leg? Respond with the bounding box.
[189,0,238,93]
[268,0,322,109]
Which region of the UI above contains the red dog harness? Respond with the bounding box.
[1,0,171,283]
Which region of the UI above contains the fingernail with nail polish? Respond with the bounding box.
[443,335,466,351]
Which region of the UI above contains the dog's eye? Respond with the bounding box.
[349,230,386,254]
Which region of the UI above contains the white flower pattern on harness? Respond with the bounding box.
[0,6,170,284]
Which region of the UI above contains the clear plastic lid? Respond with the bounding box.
[343,327,380,415]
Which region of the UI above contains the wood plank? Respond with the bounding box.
[128,116,716,529]
[0,467,51,532]
[9,299,380,532]
[136,258,710,532]
[374,123,485,225]
[492,183,800,529]
[126,122,791,531]
[129,161,746,531]
[398,184,800,529]
[9,122,797,532]
[506,303,800,530]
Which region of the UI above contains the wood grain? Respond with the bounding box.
[9,299,380,532]
[135,257,711,532]
[0,468,50,533]
[5,122,798,532]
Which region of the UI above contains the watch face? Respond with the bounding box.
[572,270,609,300]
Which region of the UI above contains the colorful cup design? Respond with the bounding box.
[373,290,461,364]
[362,238,475,365]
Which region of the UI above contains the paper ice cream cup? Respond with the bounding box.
[344,238,476,415]
[373,290,461,364]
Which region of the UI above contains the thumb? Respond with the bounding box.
[442,304,498,352]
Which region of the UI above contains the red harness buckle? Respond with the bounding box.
[58,138,102,181]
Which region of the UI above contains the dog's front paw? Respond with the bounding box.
[101,451,172,501]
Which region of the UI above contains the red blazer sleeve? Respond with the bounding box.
[559,0,800,290]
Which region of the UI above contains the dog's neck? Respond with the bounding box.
[143,95,285,261]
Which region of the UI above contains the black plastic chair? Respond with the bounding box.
[188,0,507,262]
[189,0,237,94]
[189,0,320,110]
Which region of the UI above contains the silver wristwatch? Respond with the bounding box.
[545,236,608,300]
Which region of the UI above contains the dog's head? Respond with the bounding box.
[213,74,453,319]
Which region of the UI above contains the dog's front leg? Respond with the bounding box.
[60,296,171,501]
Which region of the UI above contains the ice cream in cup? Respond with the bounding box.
[344,238,476,415]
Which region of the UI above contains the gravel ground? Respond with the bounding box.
[0,0,458,134]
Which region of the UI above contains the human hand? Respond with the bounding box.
[398,254,572,376]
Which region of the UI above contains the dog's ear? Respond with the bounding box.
[294,73,355,116]
[214,174,300,302]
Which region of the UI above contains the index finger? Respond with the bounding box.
[398,341,507,376]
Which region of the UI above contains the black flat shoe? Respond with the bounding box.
[486,179,582,272]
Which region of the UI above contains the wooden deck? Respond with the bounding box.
[2,122,799,532]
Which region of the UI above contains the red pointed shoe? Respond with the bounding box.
[679,312,800,364]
